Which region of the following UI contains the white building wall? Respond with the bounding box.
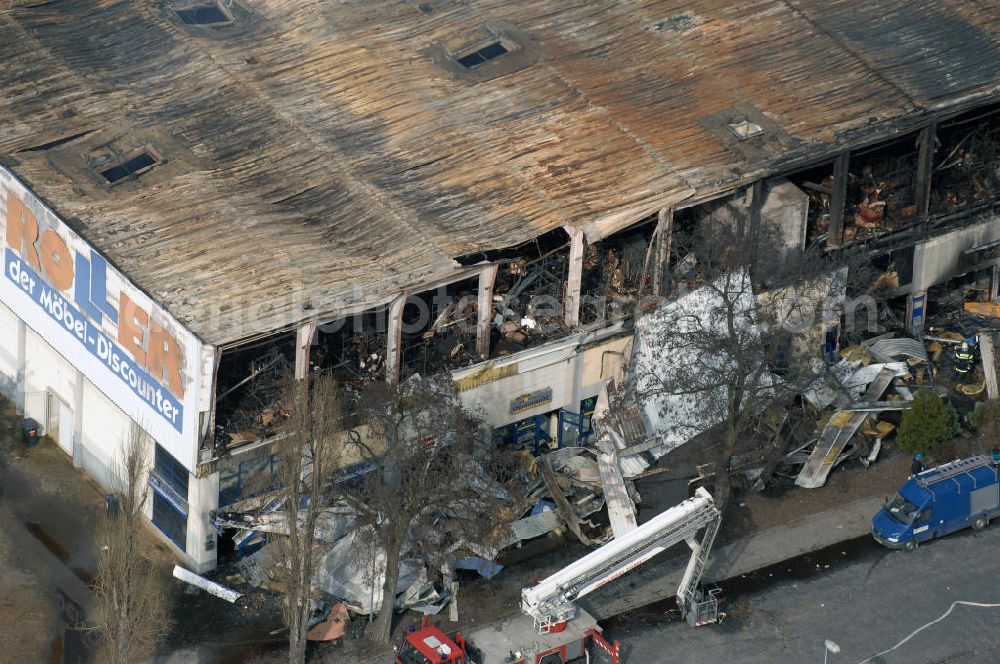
[453,329,631,428]
[23,327,77,453]
[80,379,130,490]
[0,164,217,571]
[912,217,1000,292]
[0,301,17,399]
[463,353,577,425]
[24,327,76,404]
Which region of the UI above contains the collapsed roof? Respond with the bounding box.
[2,0,999,344]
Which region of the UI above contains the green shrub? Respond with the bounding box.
[896,388,957,456]
[971,399,1000,429]
[972,398,1000,453]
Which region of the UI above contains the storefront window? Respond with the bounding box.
[151,443,189,551]
[152,492,187,549]
[154,443,189,497]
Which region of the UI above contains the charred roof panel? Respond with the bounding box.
[794,0,1000,105]
[0,0,997,344]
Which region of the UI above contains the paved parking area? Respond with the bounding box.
[608,525,1000,664]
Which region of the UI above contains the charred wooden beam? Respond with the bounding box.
[652,205,674,296]
[915,123,938,218]
[827,152,850,250]
[802,181,833,195]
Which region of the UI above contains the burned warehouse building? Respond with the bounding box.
[2,0,1000,577]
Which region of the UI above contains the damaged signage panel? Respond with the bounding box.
[0,166,207,470]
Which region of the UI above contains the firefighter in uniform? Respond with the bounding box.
[954,341,975,379]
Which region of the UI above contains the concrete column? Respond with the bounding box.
[477,265,499,360]
[294,319,318,381]
[564,226,585,328]
[915,123,937,219]
[737,182,764,242]
[827,152,850,250]
[185,470,221,573]
[72,370,84,468]
[204,350,222,456]
[652,206,674,296]
[570,346,584,418]
[15,319,25,412]
[385,293,407,384]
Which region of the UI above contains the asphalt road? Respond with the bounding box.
[605,523,1000,664]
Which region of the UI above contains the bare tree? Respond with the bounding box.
[92,423,170,664]
[269,374,348,664]
[631,213,838,508]
[335,375,518,644]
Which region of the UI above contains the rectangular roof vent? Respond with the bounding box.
[176,4,231,25]
[100,150,160,184]
[728,120,764,141]
[456,42,509,69]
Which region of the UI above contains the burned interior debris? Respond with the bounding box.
[400,277,481,378]
[311,306,389,383]
[579,221,655,326]
[932,103,1000,218]
[213,332,296,455]
[842,134,921,244]
[467,229,572,356]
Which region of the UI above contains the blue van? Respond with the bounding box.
[872,455,1000,551]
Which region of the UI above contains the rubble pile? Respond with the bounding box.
[598,274,1000,494]
[203,444,625,637]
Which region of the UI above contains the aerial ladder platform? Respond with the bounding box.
[521,486,723,631]
[397,488,723,664]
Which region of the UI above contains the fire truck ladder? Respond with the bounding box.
[521,487,722,633]
[676,508,722,626]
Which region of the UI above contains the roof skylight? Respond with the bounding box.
[100,151,160,184]
[456,42,509,69]
[176,4,231,26]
